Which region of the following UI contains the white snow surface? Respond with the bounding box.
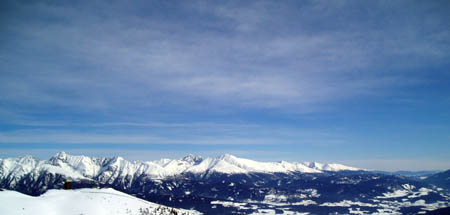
[0,152,361,181]
[0,188,200,215]
[303,161,361,171]
[0,155,89,185]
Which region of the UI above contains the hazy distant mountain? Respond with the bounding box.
[1,152,449,215]
[371,170,441,180]
[425,169,450,190]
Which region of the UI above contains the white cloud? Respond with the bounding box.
[0,121,346,146]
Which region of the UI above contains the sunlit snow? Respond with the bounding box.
[0,188,201,215]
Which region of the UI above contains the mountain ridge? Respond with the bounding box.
[0,152,362,182]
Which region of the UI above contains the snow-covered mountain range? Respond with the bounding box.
[1,152,449,215]
[0,152,361,183]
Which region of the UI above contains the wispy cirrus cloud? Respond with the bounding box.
[1,0,449,170]
[1,0,448,113]
[0,122,345,146]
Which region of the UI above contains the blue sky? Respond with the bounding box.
[1,0,449,171]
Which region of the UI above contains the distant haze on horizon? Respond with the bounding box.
[1,0,449,171]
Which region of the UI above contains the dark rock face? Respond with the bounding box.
[0,170,98,196]
[2,170,449,215]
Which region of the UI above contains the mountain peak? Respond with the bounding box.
[52,151,68,160]
[181,154,203,164]
[16,155,38,165]
[109,156,126,165]
[218,154,238,160]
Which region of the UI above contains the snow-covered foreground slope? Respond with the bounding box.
[0,188,201,215]
[0,152,361,183]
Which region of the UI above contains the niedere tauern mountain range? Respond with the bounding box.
[1,152,449,215]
